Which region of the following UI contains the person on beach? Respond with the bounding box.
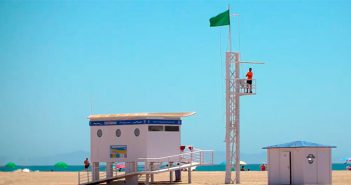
[246,68,253,93]
[260,164,266,171]
[84,158,90,170]
[175,163,181,182]
[240,165,245,171]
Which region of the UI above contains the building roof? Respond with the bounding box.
[262,141,336,149]
[88,112,196,121]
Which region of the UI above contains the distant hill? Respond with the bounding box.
[0,150,346,166]
[0,151,89,165]
[214,151,266,164]
[214,151,347,164]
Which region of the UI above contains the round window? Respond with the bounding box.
[97,129,102,137]
[116,129,121,137]
[134,128,140,137]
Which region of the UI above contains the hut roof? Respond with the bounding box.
[262,141,336,149]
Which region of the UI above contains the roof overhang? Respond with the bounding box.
[88,112,196,121]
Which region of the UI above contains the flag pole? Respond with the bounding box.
[225,4,233,184]
[228,5,232,52]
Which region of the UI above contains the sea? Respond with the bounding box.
[0,163,349,172]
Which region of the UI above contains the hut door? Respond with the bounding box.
[304,151,318,184]
[279,151,291,185]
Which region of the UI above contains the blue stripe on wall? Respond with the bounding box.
[89,119,181,126]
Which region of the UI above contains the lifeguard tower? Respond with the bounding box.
[79,112,214,185]
[209,7,264,184]
[224,52,263,184]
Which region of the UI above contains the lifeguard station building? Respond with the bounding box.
[84,112,213,185]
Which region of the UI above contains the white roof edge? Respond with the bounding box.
[88,112,196,120]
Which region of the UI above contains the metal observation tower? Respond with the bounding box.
[223,12,264,185]
[224,51,263,184]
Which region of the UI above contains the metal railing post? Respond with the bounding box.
[150,162,154,183]
[199,152,202,164]
[192,152,194,163]
[87,170,90,182]
[188,166,192,184]
[78,171,80,184]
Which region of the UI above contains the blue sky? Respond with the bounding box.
[0,0,350,163]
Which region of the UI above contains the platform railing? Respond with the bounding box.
[78,170,110,184]
[138,149,214,172]
[78,170,91,184]
[238,79,256,95]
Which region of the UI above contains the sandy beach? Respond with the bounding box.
[0,171,350,185]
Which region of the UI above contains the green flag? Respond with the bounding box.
[210,10,230,27]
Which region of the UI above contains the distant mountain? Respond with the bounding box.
[1,150,345,166]
[0,156,11,166]
[2,151,265,165]
[0,151,89,165]
[214,151,347,164]
[214,151,266,164]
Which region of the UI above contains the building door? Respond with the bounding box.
[279,151,291,185]
[304,151,318,184]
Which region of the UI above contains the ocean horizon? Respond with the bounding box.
[0,163,349,172]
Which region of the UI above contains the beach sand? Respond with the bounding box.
[0,171,350,185]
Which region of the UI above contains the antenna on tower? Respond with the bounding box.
[89,96,94,115]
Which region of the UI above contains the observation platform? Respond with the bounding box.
[238,79,256,96]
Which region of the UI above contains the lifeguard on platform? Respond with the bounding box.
[245,68,253,93]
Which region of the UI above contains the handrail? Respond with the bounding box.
[138,151,193,161]
[138,149,213,161]
[138,149,214,173]
[238,79,256,94]
[78,170,91,184]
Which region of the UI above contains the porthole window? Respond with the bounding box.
[97,129,102,137]
[134,128,140,137]
[116,129,121,137]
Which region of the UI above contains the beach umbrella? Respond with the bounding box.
[115,163,125,169]
[5,162,16,168]
[22,168,30,173]
[220,161,247,165]
[240,161,247,165]
[54,162,68,168]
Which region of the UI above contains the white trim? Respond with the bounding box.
[89,112,196,121]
